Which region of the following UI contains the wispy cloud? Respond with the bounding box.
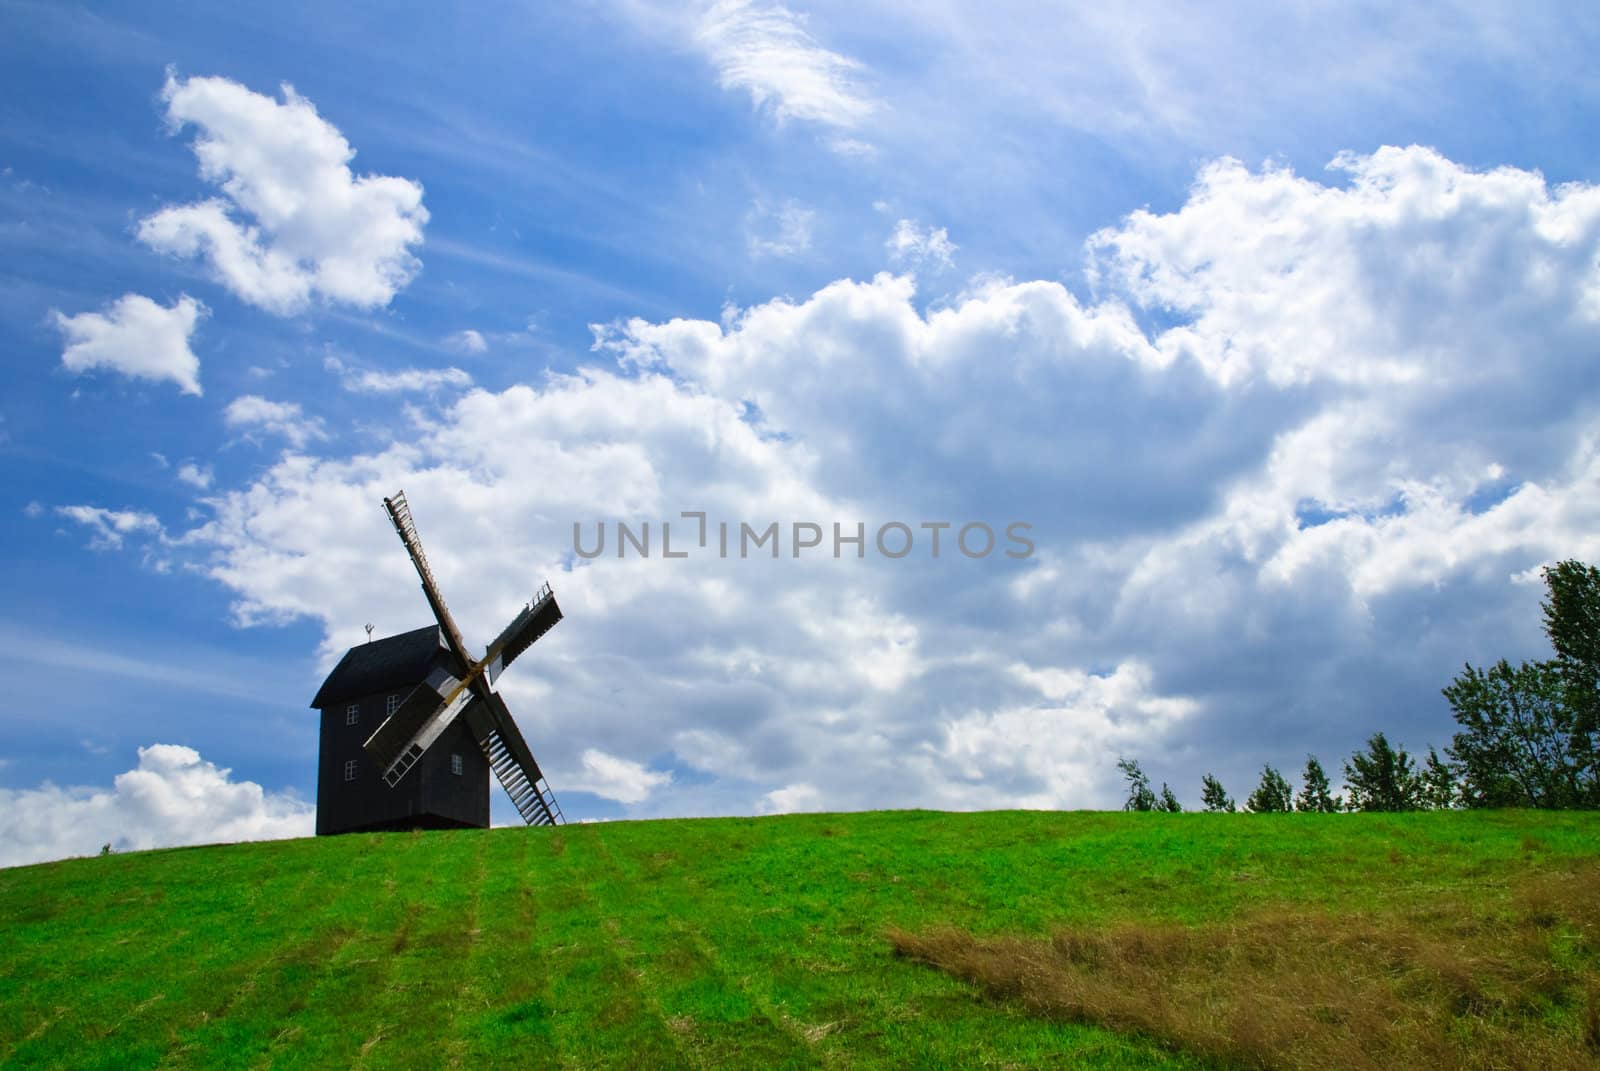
[322,354,472,394]
[695,1,878,131]
[223,395,328,449]
[885,218,955,270]
[427,237,675,314]
[745,198,815,258]
[54,505,163,550]
[0,621,308,707]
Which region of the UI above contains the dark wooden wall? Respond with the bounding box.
[315,687,491,836]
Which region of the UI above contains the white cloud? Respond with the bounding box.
[909,661,1198,810]
[827,5,1594,159]
[0,745,312,869]
[1088,146,1600,388]
[446,329,488,354]
[885,218,955,270]
[348,367,473,394]
[148,146,1600,816]
[324,354,473,394]
[672,728,758,778]
[50,293,205,395]
[568,748,672,804]
[137,72,428,315]
[760,782,823,813]
[695,0,878,131]
[223,395,328,449]
[825,136,876,158]
[176,462,214,489]
[55,506,163,550]
[745,198,815,258]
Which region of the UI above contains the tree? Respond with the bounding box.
[1443,658,1594,808]
[1118,758,1157,811]
[1540,560,1600,802]
[1245,765,1293,813]
[1295,755,1341,813]
[1542,559,1600,732]
[1200,774,1235,813]
[1343,732,1425,812]
[1158,783,1183,813]
[1420,746,1457,809]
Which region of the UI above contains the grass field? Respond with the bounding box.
[1,809,1597,1069]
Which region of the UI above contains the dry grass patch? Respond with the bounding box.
[890,863,1600,1070]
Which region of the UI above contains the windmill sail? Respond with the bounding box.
[485,583,563,684]
[467,692,563,825]
[383,492,475,672]
[363,663,465,774]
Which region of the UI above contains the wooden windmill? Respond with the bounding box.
[361,490,565,826]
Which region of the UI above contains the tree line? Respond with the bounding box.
[1119,560,1600,812]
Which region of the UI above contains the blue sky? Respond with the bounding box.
[4,1,1600,863]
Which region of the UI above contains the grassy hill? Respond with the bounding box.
[2,809,1598,1070]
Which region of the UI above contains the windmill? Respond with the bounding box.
[361,490,566,826]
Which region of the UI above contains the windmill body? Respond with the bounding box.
[311,626,492,835]
[308,491,565,836]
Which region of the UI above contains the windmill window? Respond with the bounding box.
[344,759,359,782]
[386,694,401,715]
[346,704,359,725]
[451,753,463,776]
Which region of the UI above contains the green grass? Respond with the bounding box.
[1,809,1596,1069]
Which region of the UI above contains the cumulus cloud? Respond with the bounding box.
[50,293,205,395]
[223,395,328,449]
[885,218,955,270]
[138,146,1600,815]
[137,72,428,315]
[745,198,815,258]
[176,462,214,489]
[760,782,823,813]
[915,661,1199,809]
[696,1,878,131]
[568,748,673,804]
[0,744,313,868]
[1089,146,1600,388]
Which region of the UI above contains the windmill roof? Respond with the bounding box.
[309,625,456,708]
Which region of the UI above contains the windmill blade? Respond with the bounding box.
[482,691,544,781]
[484,583,563,685]
[383,491,477,679]
[363,664,471,784]
[475,692,563,826]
